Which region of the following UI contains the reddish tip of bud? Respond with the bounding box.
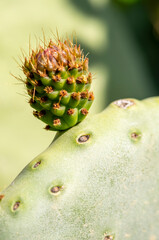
[76,75,87,84]
[44,86,53,94]
[88,92,94,101]
[71,92,80,101]
[53,103,60,109]
[53,74,61,82]
[60,90,68,97]
[81,108,88,115]
[67,77,75,85]
[76,77,83,84]
[53,119,61,126]
[80,91,88,99]
[67,108,75,115]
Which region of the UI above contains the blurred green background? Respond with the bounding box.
[0,0,159,191]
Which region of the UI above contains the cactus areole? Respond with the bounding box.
[23,38,94,131]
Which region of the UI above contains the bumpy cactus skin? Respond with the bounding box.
[0,97,159,240]
[23,39,94,130]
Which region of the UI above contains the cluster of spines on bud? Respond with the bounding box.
[23,38,94,131]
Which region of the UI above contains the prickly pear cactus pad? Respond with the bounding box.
[22,38,94,131]
[0,97,159,240]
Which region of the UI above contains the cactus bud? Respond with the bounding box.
[22,37,94,131]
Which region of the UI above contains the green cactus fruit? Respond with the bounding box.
[22,38,94,131]
[0,97,159,239]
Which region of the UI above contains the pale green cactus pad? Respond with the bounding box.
[0,97,159,240]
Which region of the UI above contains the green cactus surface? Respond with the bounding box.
[22,38,94,131]
[0,97,159,239]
